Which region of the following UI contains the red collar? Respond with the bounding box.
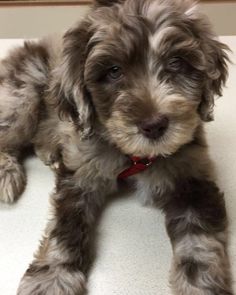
[118,156,156,179]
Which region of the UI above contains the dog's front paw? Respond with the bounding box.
[0,152,26,203]
[35,147,62,172]
[17,264,87,295]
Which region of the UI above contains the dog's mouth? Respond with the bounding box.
[106,117,199,158]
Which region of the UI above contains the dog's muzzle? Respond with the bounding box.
[138,115,169,140]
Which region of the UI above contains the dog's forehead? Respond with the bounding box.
[90,0,198,55]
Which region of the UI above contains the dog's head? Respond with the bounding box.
[54,0,229,157]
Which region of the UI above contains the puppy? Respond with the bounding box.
[0,0,233,294]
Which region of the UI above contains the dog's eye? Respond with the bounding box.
[107,66,123,80]
[166,57,188,72]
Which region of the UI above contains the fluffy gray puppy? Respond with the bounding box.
[0,0,233,294]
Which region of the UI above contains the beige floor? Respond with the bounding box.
[0,36,236,295]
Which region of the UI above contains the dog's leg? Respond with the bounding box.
[17,175,109,295]
[0,40,49,202]
[0,81,38,203]
[0,81,34,203]
[164,178,233,295]
[0,152,26,203]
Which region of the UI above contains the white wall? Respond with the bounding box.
[201,2,236,36]
[0,6,90,38]
[0,2,235,38]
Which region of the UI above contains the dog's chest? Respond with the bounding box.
[133,163,175,207]
[60,130,175,200]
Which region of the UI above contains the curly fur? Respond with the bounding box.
[0,0,233,294]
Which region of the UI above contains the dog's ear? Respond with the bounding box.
[52,20,95,139]
[198,38,229,121]
[183,5,230,122]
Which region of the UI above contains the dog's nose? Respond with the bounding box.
[139,116,169,140]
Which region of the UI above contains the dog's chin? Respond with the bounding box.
[109,133,193,158]
[117,142,179,158]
